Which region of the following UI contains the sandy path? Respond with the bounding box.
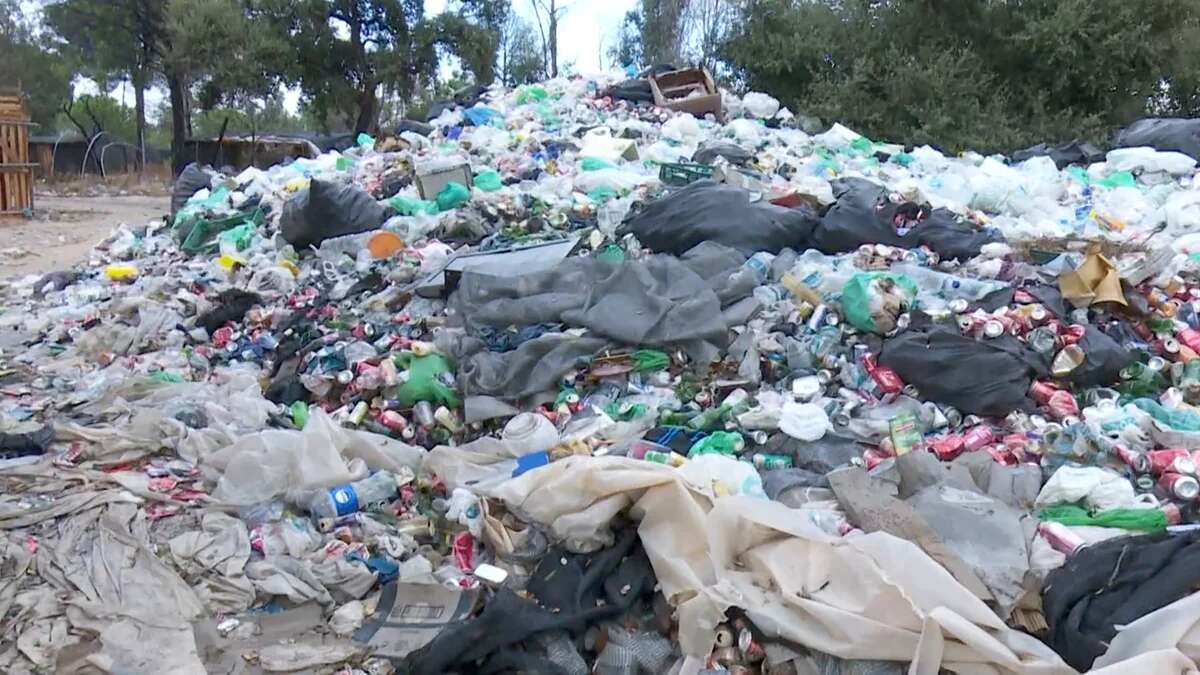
[0,194,169,277]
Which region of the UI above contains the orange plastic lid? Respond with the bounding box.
[368,231,404,259]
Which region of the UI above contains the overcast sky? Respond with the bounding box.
[63,0,637,120]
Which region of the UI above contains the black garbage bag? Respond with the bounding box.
[396,119,434,137]
[171,163,215,217]
[604,78,654,103]
[878,319,1048,417]
[279,179,388,250]
[403,527,656,675]
[1010,140,1104,168]
[618,180,818,256]
[1113,118,1200,159]
[0,424,53,460]
[1043,531,1200,671]
[1068,325,1135,387]
[693,141,753,165]
[196,289,262,335]
[812,178,1000,260]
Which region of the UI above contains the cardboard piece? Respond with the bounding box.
[354,581,478,659]
[1058,247,1127,307]
[649,68,722,117]
[416,160,473,200]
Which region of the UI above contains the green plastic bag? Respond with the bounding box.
[356,132,375,149]
[1038,503,1167,532]
[473,169,503,192]
[632,349,669,372]
[587,186,617,202]
[580,156,616,171]
[840,272,918,334]
[517,85,548,104]
[290,401,310,430]
[848,136,874,155]
[1096,171,1136,189]
[435,181,471,211]
[393,352,461,408]
[596,244,625,264]
[218,222,256,252]
[389,195,439,216]
[688,431,745,457]
[1132,398,1200,431]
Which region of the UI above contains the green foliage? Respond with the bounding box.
[721,0,1200,151]
[0,1,74,129]
[56,94,137,142]
[609,10,643,69]
[498,14,544,86]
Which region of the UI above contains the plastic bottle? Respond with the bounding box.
[306,472,398,519]
[502,413,559,453]
[891,263,1006,301]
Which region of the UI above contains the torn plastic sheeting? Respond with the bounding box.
[49,502,209,674]
[279,178,389,250]
[1010,140,1104,169]
[1113,117,1200,160]
[812,178,1001,261]
[483,455,1071,673]
[1043,530,1200,671]
[206,408,425,506]
[450,243,747,364]
[878,318,1048,417]
[447,331,609,402]
[617,180,819,256]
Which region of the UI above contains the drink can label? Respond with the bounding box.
[327,485,360,516]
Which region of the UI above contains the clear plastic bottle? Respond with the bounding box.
[306,471,398,519]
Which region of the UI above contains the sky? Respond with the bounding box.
[60,0,638,122]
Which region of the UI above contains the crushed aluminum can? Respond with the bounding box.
[983,319,1005,338]
[216,617,242,637]
[948,298,969,314]
[1160,472,1200,500]
[1147,448,1197,476]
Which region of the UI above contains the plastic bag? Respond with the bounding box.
[1114,117,1200,160]
[473,170,503,192]
[741,92,781,119]
[840,272,918,334]
[279,179,389,250]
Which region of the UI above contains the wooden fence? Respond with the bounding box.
[0,93,34,214]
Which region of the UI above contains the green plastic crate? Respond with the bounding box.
[658,162,714,186]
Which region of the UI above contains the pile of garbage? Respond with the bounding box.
[5,70,1200,674]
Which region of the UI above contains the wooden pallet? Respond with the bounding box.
[0,93,34,214]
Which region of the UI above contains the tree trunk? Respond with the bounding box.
[168,71,188,176]
[549,0,558,77]
[133,70,146,177]
[354,84,378,135]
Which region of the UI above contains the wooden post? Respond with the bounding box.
[0,90,35,214]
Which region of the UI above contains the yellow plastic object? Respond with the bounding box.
[104,264,139,282]
[279,259,300,276]
[367,231,405,259]
[218,254,247,272]
[284,178,308,192]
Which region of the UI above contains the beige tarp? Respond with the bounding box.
[481,454,1200,674]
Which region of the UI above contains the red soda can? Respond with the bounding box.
[378,410,408,433]
[1002,433,1031,462]
[962,425,995,451]
[1161,502,1184,525]
[928,434,965,461]
[1148,448,1197,476]
[1180,328,1200,354]
[212,325,234,347]
[865,359,903,394]
[1046,390,1081,420]
[1159,472,1200,500]
[863,447,892,470]
[1114,445,1151,473]
[1013,288,1036,304]
[983,444,1017,466]
[1039,521,1085,555]
[1029,380,1059,405]
[1060,324,1087,346]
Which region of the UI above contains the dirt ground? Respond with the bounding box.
[0,193,169,277]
